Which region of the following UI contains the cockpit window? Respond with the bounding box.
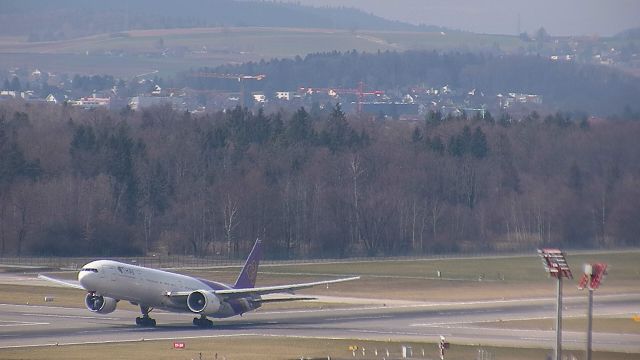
[80,268,98,273]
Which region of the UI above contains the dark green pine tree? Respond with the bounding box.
[286,107,314,145]
[568,162,584,193]
[9,77,21,92]
[447,135,464,157]
[69,124,100,178]
[0,117,41,185]
[411,127,423,143]
[322,103,350,152]
[460,125,472,154]
[425,110,442,127]
[483,110,495,124]
[147,162,173,215]
[106,124,145,223]
[470,126,489,159]
[430,135,445,155]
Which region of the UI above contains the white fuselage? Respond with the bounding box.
[78,260,239,317]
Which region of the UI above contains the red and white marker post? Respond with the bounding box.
[578,262,608,360]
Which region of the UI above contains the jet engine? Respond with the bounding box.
[187,290,222,315]
[85,293,118,314]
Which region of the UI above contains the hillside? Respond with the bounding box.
[0,0,433,41]
[0,28,517,78]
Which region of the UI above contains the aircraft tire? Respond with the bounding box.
[193,317,213,328]
[136,316,156,327]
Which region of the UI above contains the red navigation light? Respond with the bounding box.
[578,263,608,290]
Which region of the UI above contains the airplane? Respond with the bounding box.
[38,239,359,328]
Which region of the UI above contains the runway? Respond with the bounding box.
[0,293,638,353]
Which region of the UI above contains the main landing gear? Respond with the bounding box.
[193,315,213,328]
[135,305,156,327]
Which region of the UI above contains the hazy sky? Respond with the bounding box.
[289,0,640,36]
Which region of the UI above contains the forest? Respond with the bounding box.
[1,101,640,259]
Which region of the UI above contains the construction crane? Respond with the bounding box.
[189,73,266,81]
[300,82,384,113]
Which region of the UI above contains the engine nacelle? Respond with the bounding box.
[85,293,118,314]
[187,290,222,315]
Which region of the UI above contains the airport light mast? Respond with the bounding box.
[578,262,607,360]
[538,248,573,360]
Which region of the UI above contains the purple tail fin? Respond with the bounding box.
[233,239,262,289]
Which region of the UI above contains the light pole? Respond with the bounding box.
[578,262,608,360]
[438,335,449,360]
[538,248,573,360]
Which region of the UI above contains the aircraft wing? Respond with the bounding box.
[213,276,360,299]
[166,277,359,299]
[37,274,85,290]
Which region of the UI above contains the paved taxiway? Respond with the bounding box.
[0,293,638,353]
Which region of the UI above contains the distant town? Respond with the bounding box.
[1,67,543,120]
[2,31,638,120]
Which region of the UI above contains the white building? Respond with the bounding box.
[128,96,186,111]
[275,91,291,101]
[252,93,266,103]
[69,95,110,109]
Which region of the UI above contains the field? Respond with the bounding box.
[6,250,639,306]
[481,317,640,334]
[188,250,640,302]
[0,27,521,77]
[0,336,631,360]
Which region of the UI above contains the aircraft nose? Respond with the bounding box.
[78,270,89,287]
[78,266,98,289]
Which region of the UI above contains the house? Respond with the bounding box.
[252,93,266,103]
[69,95,110,109]
[0,90,25,99]
[45,94,58,104]
[129,96,186,111]
[402,94,415,104]
[501,93,543,108]
[275,91,291,101]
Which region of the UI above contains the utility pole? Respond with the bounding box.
[578,263,608,360]
[538,248,573,360]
